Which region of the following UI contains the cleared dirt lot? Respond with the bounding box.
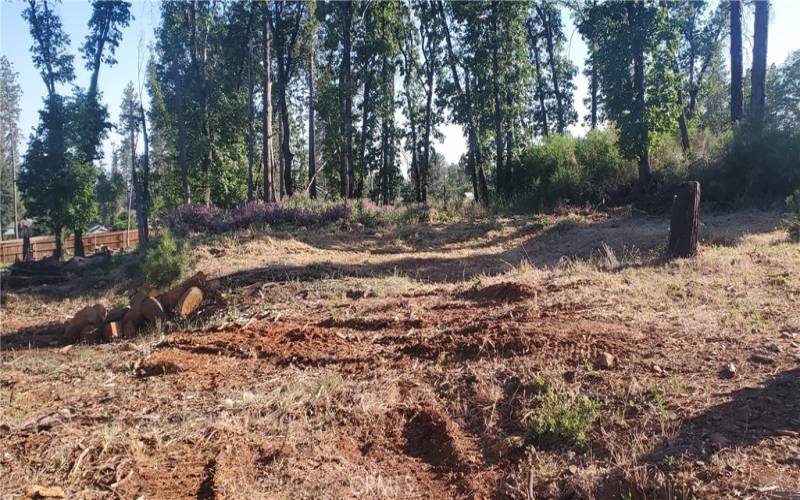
[2,209,799,498]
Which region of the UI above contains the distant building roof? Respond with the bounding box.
[87,223,109,234]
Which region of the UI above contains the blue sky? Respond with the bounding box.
[2,0,799,169]
[1,0,159,166]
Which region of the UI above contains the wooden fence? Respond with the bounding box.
[0,229,139,263]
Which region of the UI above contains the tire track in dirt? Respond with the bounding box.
[128,281,637,497]
[138,280,636,384]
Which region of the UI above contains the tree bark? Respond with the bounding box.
[628,2,650,191]
[380,54,390,205]
[340,1,353,202]
[176,71,190,204]
[667,181,701,258]
[678,86,691,153]
[358,67,373,199]
[420,21,435,205]
[505,91,514,176]
[308,32,317,199]
[128,98,145,252]
[74,230,85,257]
[539,5,565,133]
[11,130,19,238]
[466,73,489,206]
[139,101,150,249]
[678,111,691,152]
[271,3,303,198]
[750,0,768,128]
[247,38,255,201]
[277,109,285,198]
[262,3,275,203]
[189,1,212,206]
[401,27,421,203]
[730,0,744,123]
[491,2,505,196]
[21,224,32,261]
[53,225,63,260]
[589,46,598,129]
[277,74,293,197]
[528,24,549,137]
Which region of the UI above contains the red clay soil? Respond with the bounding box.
[3,270,800,497]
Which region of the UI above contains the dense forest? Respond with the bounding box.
[1,0,799,256]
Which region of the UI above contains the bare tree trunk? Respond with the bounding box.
[263,3,275,203]
[278,78,293,197]
[491,1,505,196]
[589,46,598,129]
[505,91,514,177]
[730,0,744,123]
[628,2,650,191]
[380,54,389,205]
[492,65,504,195]
[189,1,211,206]
[247,39,255,201]
[466,73,489,206]
[11,130,18,238]
[21,224,32,261]
[53,226,63,260]
[420,20,435,204]
[129,99,145,251]
[678,87,691,153]
[466,143,478,200]
[401,34,421,203]
[339,1,353,203]
[308,34,316,199]
[74,230,85,257]
[528,25,549,137]
[126,171,132,248]
[678,111,691,152]
[176,72,190,204]
[358,70,372,199]
[750,0,768,128]
[277,110,285,198]
[139,101,150,249]
[131,161,145,253]
[539,5,565,133]
[437,1,488,206]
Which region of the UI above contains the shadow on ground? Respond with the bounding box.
[645,367,800,463]
[219,211,782,286]
[1,322,70,349]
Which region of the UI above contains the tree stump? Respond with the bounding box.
[20,225,32,262]
[666,181,701,258]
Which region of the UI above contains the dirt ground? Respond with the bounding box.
[2,209,799,499]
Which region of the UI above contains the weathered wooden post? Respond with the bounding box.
[667,181,701,258]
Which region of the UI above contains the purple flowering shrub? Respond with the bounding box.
[166,204,224,234]
[167,201,346,234]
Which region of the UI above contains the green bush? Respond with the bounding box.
[699,126,800,205]
[511,134,579,208]
[650,134,689,183]
[575,128,633,202]
[522,383,599,449]
[141,229,193,288]
[510,130,633,209]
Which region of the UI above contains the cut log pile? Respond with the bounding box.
[5,251,112,289]
[63,272,209,344]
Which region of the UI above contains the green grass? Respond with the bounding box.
[522,379,599,449]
